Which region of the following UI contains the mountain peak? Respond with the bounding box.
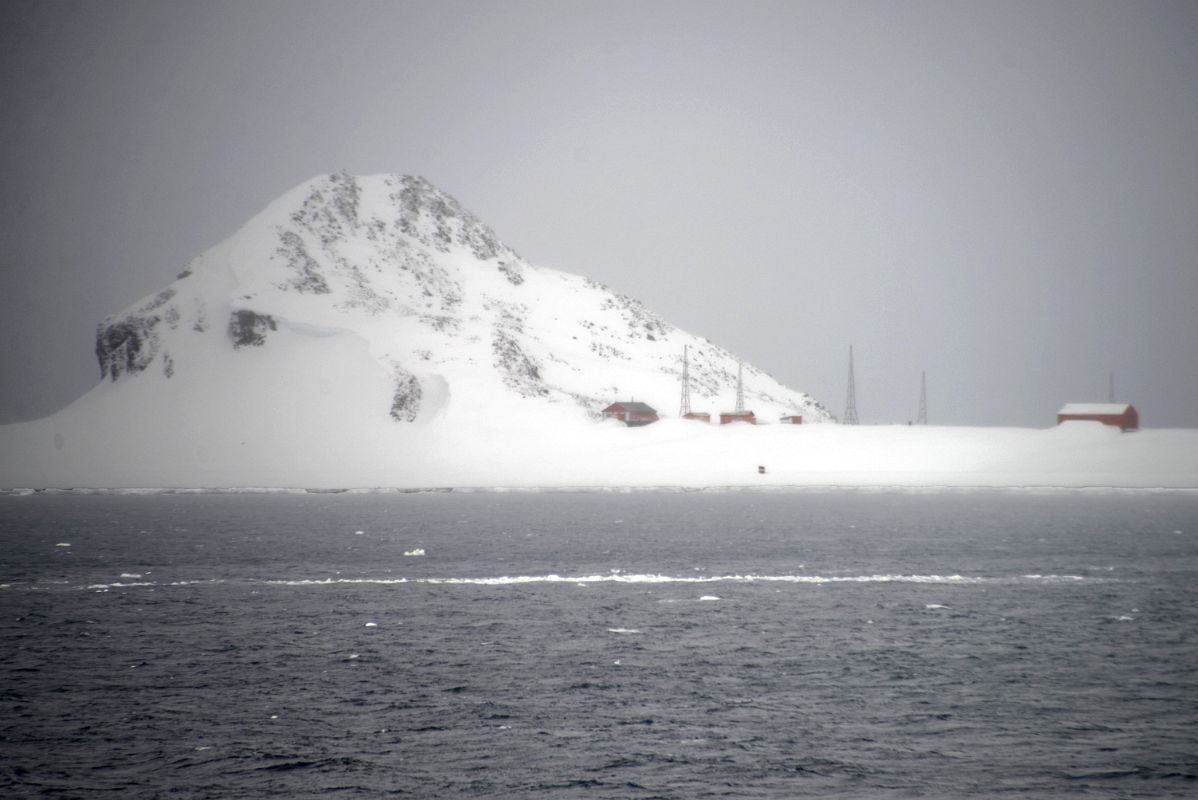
[33,171,836,484]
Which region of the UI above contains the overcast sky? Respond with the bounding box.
[2,0,1196,427]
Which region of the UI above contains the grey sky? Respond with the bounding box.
[2,0,1196,427]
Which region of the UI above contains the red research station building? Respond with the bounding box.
[601,401,659,427]
[1056,403,1139,431]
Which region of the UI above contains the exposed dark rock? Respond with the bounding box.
[275,231,331,294]
[289,172,361,245]
[228,310,276,349]
[96,315,160,381]
[493,328,547,397]
[391,175,509,261]
[144,289,176,312]
[390,370,423,422]
[498,261,524,285]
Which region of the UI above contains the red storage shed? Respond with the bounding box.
[1057,403,1138,431]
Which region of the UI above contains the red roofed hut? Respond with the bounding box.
[602,401,659,427]
[779,415,803,425]
[1057,403,1138,431]
[719,410,756,425]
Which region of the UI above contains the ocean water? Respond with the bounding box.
[1,490,1196,798]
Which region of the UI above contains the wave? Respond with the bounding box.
[290,573,980,586]
[71,572,1088,590]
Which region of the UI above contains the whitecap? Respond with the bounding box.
[85,581,157,589]
[364,622,378,627]
[1020,574,1085,581]
[119,573,143,579]
[925,603,950,609]
[607,628,641,634]
[403,548,426,557]
[55,542,71,547]
[699,595,720,601]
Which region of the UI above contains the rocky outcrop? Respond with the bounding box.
[94,289,178,380]
[389,369,423,422]
[391,175,511,261]
[228,310,276,349]
[96,316,160,381]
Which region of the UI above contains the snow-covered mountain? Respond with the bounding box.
[1,173,833,488]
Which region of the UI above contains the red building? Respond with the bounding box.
[719,410,756,425]
[602,401,659,427]
[1057,403,1139,431]
[683,411,711,422]
[779,415,803,425]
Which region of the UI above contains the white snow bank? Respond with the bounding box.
[19,322,1182,489]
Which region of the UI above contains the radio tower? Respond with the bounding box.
[843,346,859,425]
[679,345,692,417]
[917,371,928,425]
[735,360,746,413]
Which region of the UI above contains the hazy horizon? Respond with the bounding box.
[3,0,1196,428]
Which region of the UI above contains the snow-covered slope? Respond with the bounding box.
[3,172,1196,490]
[1,173,846,488]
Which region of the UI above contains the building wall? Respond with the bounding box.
[1057,410,1138,431]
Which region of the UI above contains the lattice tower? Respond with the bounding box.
[679,345,692,416]
[735,361,745,413]
[917,371,928,425]
[843,346,859,425]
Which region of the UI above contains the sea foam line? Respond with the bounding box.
[66,573,1088,591]
[266,573,1086,586]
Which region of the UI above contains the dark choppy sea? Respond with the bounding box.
[1,490,1196,798]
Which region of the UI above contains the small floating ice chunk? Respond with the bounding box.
[925,604,950,610]
[607,628,641,634]
[403,548,425,557]
[120,573,143,579]
[699,595,720,601]
[347,653,360,660]
[1114,615,1135,621]
[354,530,365,535]
[55,543,71,547]
[364,622,378,628]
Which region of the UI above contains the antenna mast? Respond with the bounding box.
[680,345,692,417]
[843,346,859,425]
[917,371,928,425]
[735,361,745,413]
